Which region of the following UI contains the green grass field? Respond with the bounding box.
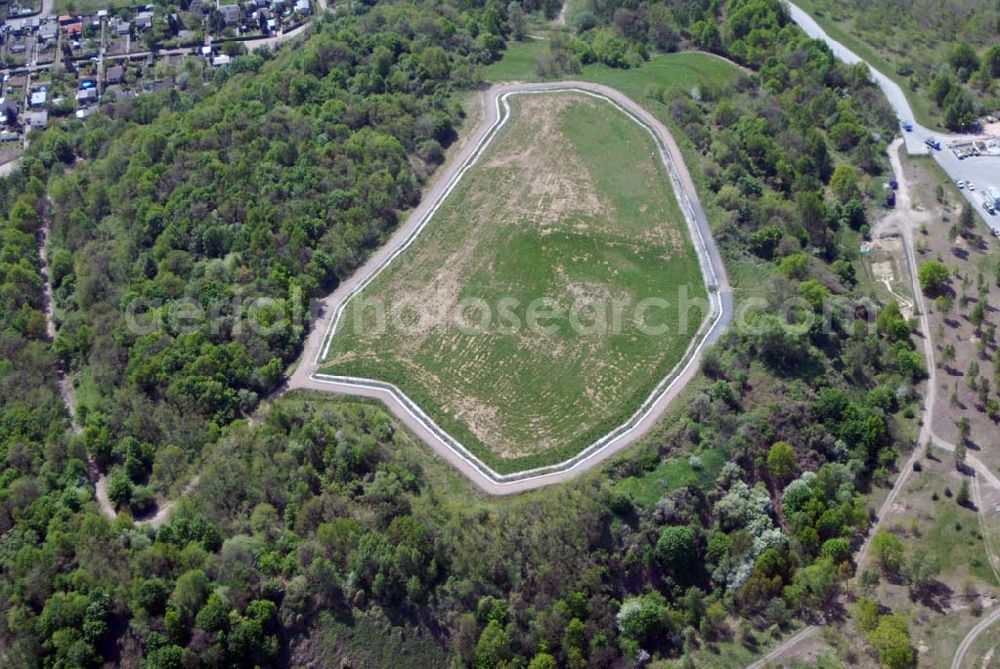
[55,0,134,13]
[481,37,550,82]
[321,91,706,472]
[484,41,743,91]
[613,447,726,507]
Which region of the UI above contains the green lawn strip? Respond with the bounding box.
[312,608,450,669]
[572,55,778,306]
[56,0,134,13]
[578,53,743,95]
[613,446,726,507]
[482,37,549,82]
[485,43,744,92]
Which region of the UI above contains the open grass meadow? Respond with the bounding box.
[55,0,135,14]
[321,91,706,472]
[484,41,744,92]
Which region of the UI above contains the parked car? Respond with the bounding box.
[957,180,965,190]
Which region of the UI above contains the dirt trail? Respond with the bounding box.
[953,605,1000,669]
[139,475,202,527]
[554,1,568,26]
[972,475,1000,586]
[886,134,1000,666]
[39,219,116,521]
[20,7,331,525]
[848,138,937,570]
[750,137,1000,668]
[745,625,818,669]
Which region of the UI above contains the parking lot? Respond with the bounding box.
[936,146,1000,233]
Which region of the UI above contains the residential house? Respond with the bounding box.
[143,80,173,93]
[28,90,46,108]
[38,20,58,43]
[258,8,278,32]
[219,4,241,25]
[24,110,47,129]
[136,11,154,31]
[111,18,130,36]
[75,88,98,104]
[294,0,310,13]
[0,99,18,124]
[4,19,25,36]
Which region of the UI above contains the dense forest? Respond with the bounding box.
[44,0,525,507]
[0,0,933,666]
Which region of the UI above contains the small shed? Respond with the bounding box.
[105,65,125,85]
[219,4,241,24]
[24,111,48,129]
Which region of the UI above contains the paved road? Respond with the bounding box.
[785,0,1000,231]
[288,81,733,495]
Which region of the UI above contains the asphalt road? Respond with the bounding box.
[785,0,1000,231]
[289,81,733,495]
